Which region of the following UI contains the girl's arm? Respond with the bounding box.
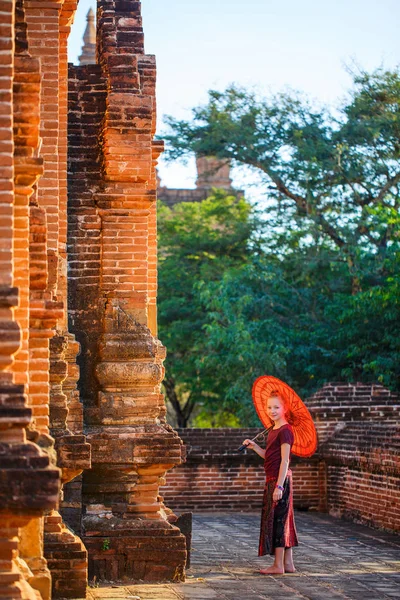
[242,438,266,459]
[272,443,290,502]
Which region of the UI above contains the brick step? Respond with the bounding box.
[44,532,76,545]
[46,551,87,562]
[44,540,83,552]
[46,558,87,570]
[0,571,20,584]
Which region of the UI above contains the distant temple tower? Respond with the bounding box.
[158,155,242,207]
[195,156,232,189]
[78,8,96,65]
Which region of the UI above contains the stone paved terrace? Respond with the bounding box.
[87,512,400,600]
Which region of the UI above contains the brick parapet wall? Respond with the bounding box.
[158,186,244,209]
[307,382,398,444]
[158,187,212,207]
[320,422,399,475]
[310,384,400,532]
[320,419,400,532]
[161,428,323,513]
[162,384,400,534]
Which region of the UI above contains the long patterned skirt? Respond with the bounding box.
[258,469,298,556]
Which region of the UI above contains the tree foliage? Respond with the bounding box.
[165,69,400,290]
[159,69,400,426]
[158,191,258,426]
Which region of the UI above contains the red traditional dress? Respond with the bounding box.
[258,423,299,556]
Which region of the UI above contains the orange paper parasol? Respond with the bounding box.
[252,375,317,457]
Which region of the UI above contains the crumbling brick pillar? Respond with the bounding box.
[0,1,60,598]
[67,0,187,582]
[22,0,91,597]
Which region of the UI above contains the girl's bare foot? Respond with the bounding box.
[284,548,296,573]
[259,565,285,575]
[284,564,296,573]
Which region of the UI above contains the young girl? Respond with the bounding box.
[242,390,298,574]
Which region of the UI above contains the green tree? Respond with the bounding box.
[159,193,399,424]
[160,69,400,413]
[199,235,400,409]
[158,190,258,427]
[323,242,400,390]
[164,68,400,293]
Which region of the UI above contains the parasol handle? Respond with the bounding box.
[237,428,271,452]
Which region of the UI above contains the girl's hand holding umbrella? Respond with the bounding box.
[242,438,255,449]
[241,438,266,459]
[237,428,271,453]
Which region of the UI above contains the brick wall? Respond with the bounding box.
[162,384,400,534]
[307,383,400,532]
[158,187,212,207]
[161,429,323,513]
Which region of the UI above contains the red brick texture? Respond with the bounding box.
[161,429,323,513]
[1,0,90,598]
[0,1,60,598]
[162,384,399,534]
[309,383,400,533]
[23,0,91,597]
[66,0,186,584]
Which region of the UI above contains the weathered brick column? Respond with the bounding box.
[0,1,60,598]
[67,0,187,582]
[0,383,60,600]
[23,1,91,597]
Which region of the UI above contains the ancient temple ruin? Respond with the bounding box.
[158,155,243,207]
[0,1,186,598]
[1,1,399,599]
[66,0,186,584]
[78,8,96,66]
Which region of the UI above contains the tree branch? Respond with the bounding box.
[163,376,182,417]
[163,375,194,427]
[247,157,349,250]
[182,395,196,421]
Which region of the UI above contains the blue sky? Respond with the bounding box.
[68,0,400,194]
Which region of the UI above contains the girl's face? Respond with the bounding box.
[266,395,286,422]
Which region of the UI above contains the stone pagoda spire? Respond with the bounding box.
[79,8,96,65]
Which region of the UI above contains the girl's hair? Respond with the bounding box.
[267,389,293,423]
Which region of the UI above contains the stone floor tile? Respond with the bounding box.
[88,512,400,600]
